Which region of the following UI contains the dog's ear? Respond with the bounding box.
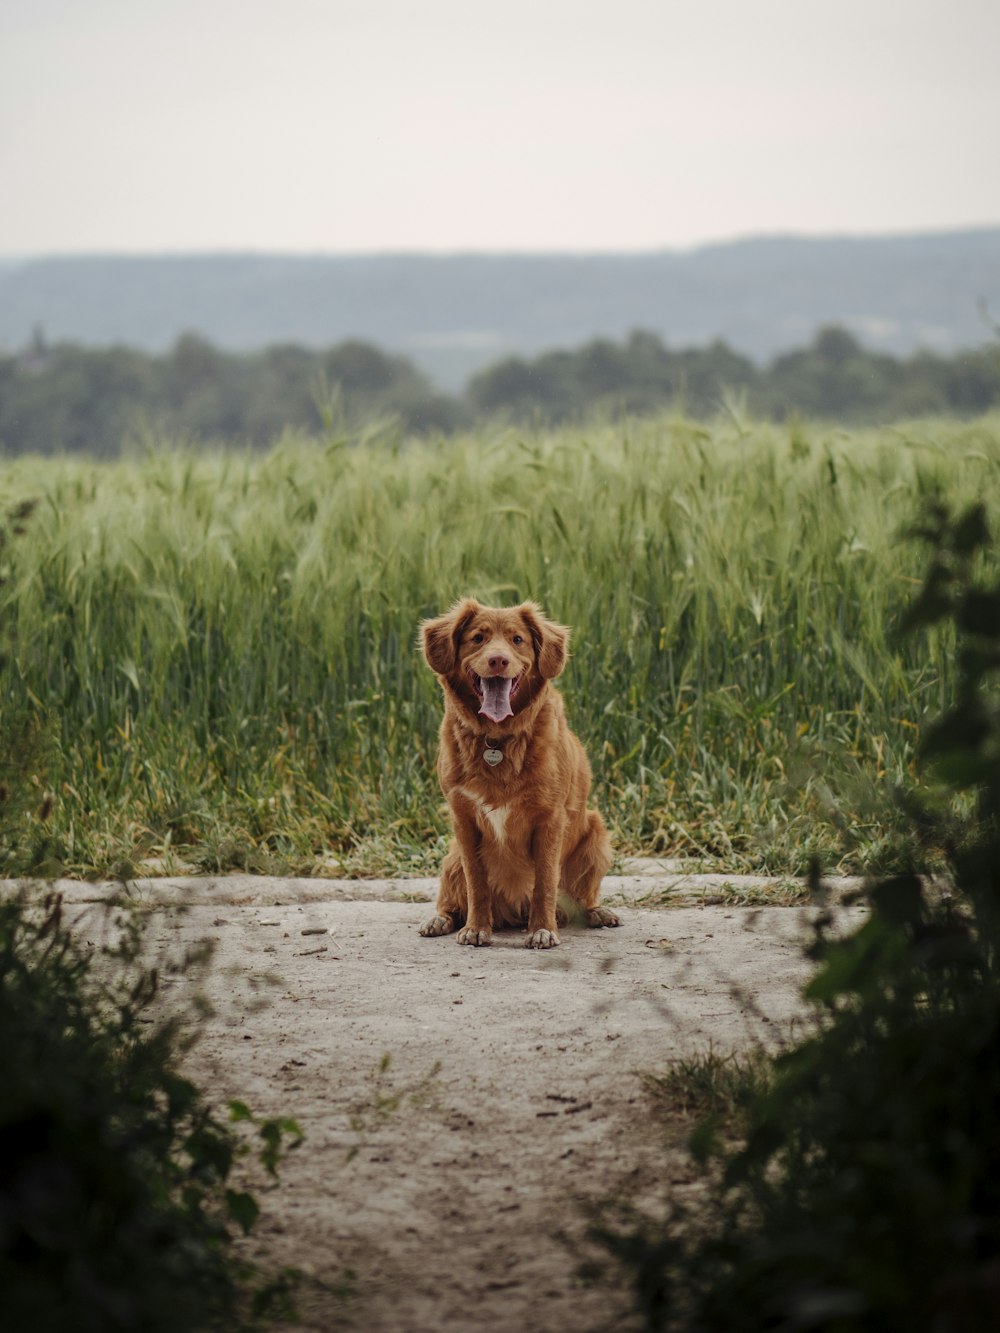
[419,599,481,675]
[519,602,570,679]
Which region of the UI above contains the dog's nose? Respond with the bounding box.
[488,655,510,672]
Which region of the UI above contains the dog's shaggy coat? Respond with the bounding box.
[418,598,619,948]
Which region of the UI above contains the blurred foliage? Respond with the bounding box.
[0,325,997,455]
[469,322,1000,421]
[0,333,463,454]
[0,892,303,1331]
[468,325,1000,425]
[591,499,1000,1332]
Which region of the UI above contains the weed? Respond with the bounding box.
[640,1047,772,1134]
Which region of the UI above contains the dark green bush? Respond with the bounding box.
[0,893,302,1332]
[593,500,1000,1331]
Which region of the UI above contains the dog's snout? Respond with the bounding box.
[488,654,510,672]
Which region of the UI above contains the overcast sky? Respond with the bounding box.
[1,0,998,255]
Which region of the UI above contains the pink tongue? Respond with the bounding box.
[479,676,514,723]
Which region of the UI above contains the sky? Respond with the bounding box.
[1,0,998,256]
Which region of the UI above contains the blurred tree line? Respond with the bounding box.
[469,326,1000,424]
[1,325,997,454]
[0,334,463,455]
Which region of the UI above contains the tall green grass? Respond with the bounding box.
[2,413,997,878]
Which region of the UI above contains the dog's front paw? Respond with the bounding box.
[586,907,622,928]
[456,925,493,947]
[526,928,560,950]
[420,913,456,937]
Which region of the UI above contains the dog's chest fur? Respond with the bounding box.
[455,786,510,842]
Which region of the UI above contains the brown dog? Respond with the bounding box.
[418,598,620,948]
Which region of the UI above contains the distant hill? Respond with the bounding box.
[1,230,998,390]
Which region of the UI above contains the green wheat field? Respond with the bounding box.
[2,412,997,881]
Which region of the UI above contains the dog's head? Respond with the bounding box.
[419,598,569,725]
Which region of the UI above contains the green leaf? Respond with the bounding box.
[928,750,997,790]
[225,1189,260,1235]
[804,919,898,1003]
[278,1116,305,1143]
[900,577,953,634]
[950,503,991,555]
[920,702,991,762]
[185,1126,234,1179]
[869,875,923,928]
[958,589,1000,639]
[259,1121,281,1149]
[163,1073,199,1116]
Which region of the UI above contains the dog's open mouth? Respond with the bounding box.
[470,671,522,724]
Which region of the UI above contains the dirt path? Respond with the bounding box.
[17,871,866,1331]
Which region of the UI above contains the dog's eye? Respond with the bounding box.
[471,633,485,644]
[512,635,524,645]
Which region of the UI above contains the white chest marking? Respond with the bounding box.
[456,786,509,842]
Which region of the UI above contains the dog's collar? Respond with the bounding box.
[483,737,504,766]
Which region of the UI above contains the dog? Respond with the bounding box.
[417,598,620,948]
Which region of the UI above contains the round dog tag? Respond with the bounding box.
[484,747,504,766]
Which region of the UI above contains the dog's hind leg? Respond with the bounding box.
[419,846,467,937]
[560,811,620,928]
